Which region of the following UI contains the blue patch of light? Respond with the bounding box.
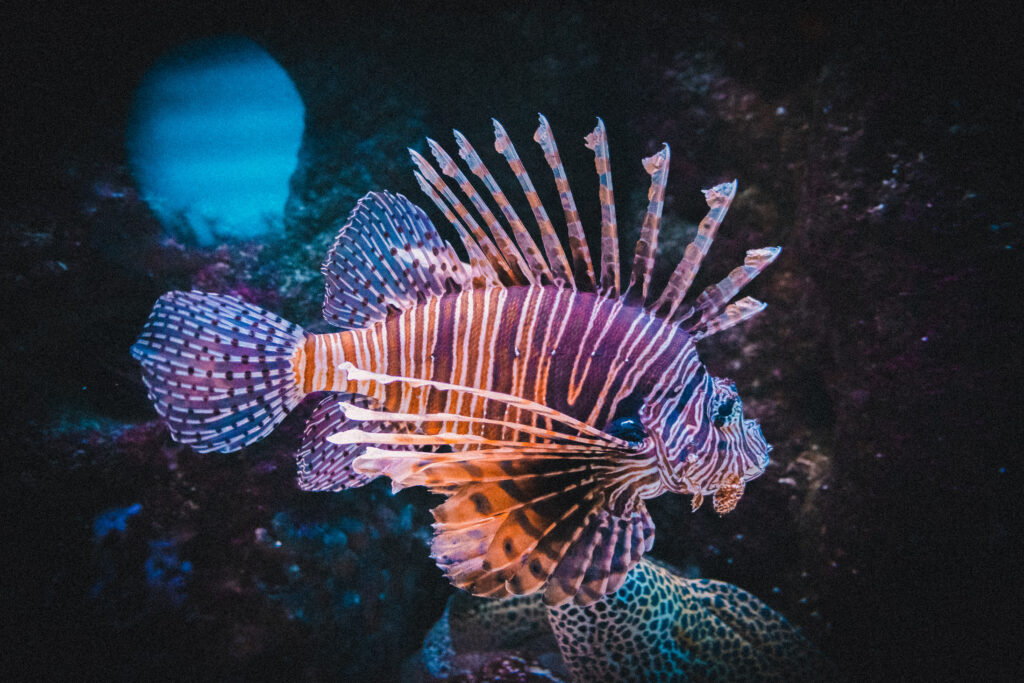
[93,502,142,540]
[126,36,304,244]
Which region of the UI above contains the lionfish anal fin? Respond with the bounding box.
[295,393,419,492]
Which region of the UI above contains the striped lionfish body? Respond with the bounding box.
[132,115,780,605]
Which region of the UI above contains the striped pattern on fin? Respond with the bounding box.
[353,444,654,605]
[584,118,620,297]
[406,115,779,338]
[626,143,671,307]
[321,191,473,330]
[693,297,767,341]
[411,171,502,289]
[329,363,657,604]
[332,362,631,448]
[651,180,737,320]
[410,148,512,285]
[425,138,533,284]
[534,113,596,291]
[685,247,781,335]
[492,119,574,287]
[545,504,654,606]
[295,394,413,491]
[130,291,306,453]
[452,131,554,283]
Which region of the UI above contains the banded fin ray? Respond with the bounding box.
[534,113,596,291]
[315,363,657,605]
[625,143,670,307]
[650,180,737,320]
[411,170,503,289]
[425,138,533,284]
[411,115,779,339]
[684,247,780,336]
[353,442,656,606]
[333,362,630,447]
[492,119,574,287]
[584,118,620,297]
[452,131,555,284]
[410,149,512,285]
[329,401,624,450]
[321,191,477,331]
[693,296,767,341]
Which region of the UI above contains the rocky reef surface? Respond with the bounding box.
[3,3,1019,680]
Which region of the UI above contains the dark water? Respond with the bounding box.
[4,2,1020,680]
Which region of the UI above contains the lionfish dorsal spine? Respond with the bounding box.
[650,179,738,320]
[410,149,510,285]
[492,118,574,287]
[693,296,767,341]
[626,143,671,307]
[534,113,597,291]
[411,115,778,339]
[583,118,620,297]
[688,247,781,331]
[452,130,555,285]
[411,170,502,288]
[425,136,534,285]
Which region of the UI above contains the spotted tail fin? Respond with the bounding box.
[130,291,306,453]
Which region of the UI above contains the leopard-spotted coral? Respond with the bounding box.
[548,558,830,681]
[408,557,831,682]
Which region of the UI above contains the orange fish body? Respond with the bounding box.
[133,116,778,605]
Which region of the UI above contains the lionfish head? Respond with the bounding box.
[649,375,771,515]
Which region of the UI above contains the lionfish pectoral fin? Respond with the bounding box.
[352,442,654,605]
[323,363,654,605]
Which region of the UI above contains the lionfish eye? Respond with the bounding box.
[713,398,736,428]
[606,416,647,444]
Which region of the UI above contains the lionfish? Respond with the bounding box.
[132,115,780,605]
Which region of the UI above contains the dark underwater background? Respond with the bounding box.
[3,2,1020,680]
